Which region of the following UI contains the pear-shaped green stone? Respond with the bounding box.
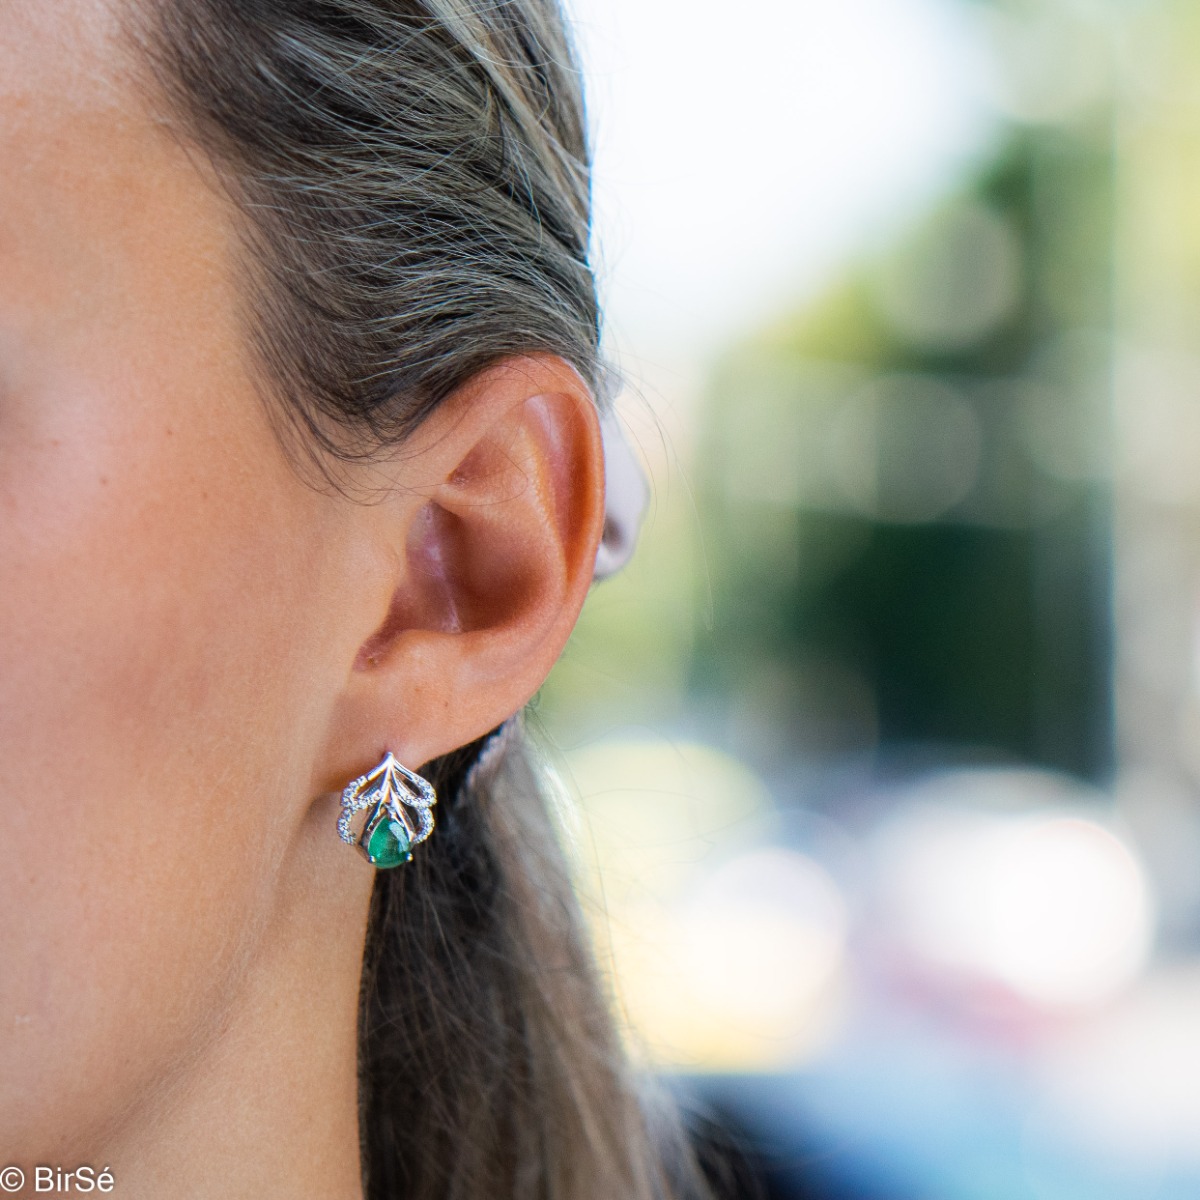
[365,815,412,868]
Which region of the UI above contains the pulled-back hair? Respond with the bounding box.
[128,1,708,1196]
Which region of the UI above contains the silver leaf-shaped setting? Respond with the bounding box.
[336,752,437,855]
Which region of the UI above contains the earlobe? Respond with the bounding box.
[318,356,605,787]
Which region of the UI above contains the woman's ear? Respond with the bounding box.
[315,355,605,790]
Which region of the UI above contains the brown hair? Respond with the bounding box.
[130,1,709,1196]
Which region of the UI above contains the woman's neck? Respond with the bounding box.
[103,795,371,1200]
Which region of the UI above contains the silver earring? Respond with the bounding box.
[336,752,437,869]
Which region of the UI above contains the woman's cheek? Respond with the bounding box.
[0,384,313,1161]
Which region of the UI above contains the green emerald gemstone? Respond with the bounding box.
[365,814,412,868]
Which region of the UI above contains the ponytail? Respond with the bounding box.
[361,725,705,1198]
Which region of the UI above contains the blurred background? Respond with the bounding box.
[538,0,1200,1196]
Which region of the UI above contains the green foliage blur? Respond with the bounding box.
[543,0,1122,786]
